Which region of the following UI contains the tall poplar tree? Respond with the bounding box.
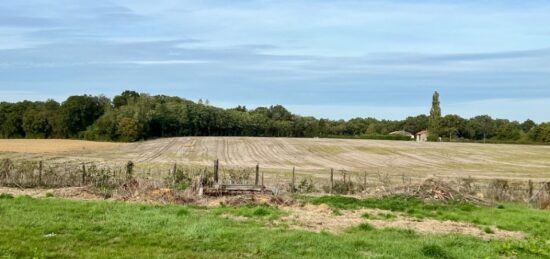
[429,91,441,140]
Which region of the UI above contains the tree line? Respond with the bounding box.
[1,90,549,143]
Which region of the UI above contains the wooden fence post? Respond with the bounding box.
[330,168,334,194]
[528,180,534,198]
[402,173,405,184]
[126,161,134,180]
[198,172,204,196]
[255,163,260,185]
[214,159,219,184]
[38,161,43,186]
[172,163,177,186]
[364,171,367,188]
[81,163,86,186]
[291,167,296,193]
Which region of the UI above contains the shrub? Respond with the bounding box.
[487,179,511,201]
[297,178,315,193]
[331,180,355,195]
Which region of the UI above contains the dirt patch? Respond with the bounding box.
[203,194,295,207]
[279,204,367,233]
[220,213,249,222]
[368,217,525,241]
[280,204,526,240]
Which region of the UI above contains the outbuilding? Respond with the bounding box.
[416,130,429,142]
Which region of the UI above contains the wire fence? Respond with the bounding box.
[1,158,549,208]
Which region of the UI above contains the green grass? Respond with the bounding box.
[0,195,549,258]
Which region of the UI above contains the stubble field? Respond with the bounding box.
[1,137,550,181]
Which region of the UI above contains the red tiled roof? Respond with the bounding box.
[416,130,429,135]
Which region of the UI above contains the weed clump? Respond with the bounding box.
[421,244,453,259]
[357,223,374,231]
[0,193,14,199]
[290,178,316,193]
[177,208,190,217]
[484,227,494,234]
[252,207,270,216]
[379,212,396,220]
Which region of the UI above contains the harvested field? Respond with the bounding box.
[1,137,550,181]
[0,139,121,154]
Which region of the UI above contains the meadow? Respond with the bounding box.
[0,194,548,258]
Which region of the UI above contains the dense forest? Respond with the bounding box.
[1,90,549,143]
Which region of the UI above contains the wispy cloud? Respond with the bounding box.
[117,60,212,65]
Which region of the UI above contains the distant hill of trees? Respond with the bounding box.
[1,90,549,143]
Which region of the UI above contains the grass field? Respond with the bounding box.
[1,137,550,181]
[0,194,548,258]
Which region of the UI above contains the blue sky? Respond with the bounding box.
[1,0,550,121]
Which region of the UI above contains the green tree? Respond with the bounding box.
[402,115,429,135]
[495,121,521,141]
[0,102,30,138]
[467,115,495,142]
[117,117,143,141]
[113,90,140,108]
[440,114,464,141]
[22,108,51,138]
[521,119,536,133]
[428,91,441,140]
[60,95,106,137]
[529,123,550,142]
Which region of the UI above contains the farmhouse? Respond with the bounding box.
[416,130,429,142]
[389,130,414,139]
